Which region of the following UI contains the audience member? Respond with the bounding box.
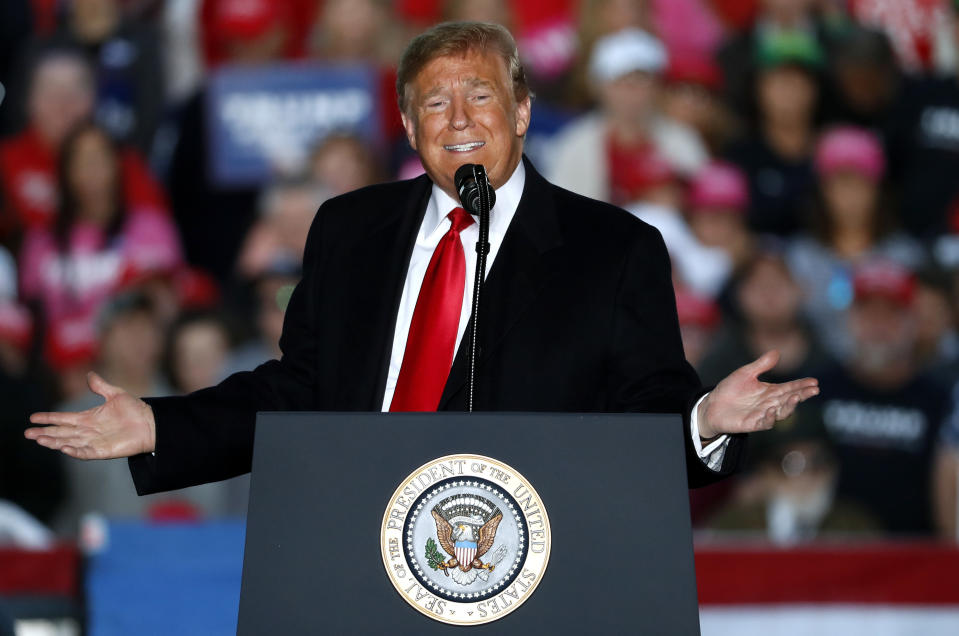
[549,28,707,204]
[885,2,959,238]
[0,50,166,240]
[567,0,653,110]
[698,248,833,387]
[686,161,755,272]
[717,0,833,116]
[724,30,823,236]
[800,260,951,536]
[706,412,877,543]
[662,52,737,155]
[825,26,901,130]
[786,126,924,361]
[164,310,233,394]
[236,178,329,281]
[18,121,182,360]
[309,0,406,65]
[913,265,959,373]
[309,134,383,197]
[19,0,165,153]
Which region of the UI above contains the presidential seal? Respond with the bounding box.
[380,454,551,626]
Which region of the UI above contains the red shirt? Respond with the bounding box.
[0,127,168,237]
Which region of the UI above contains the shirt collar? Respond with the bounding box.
[425,160,526,237]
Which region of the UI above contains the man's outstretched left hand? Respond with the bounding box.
[697,350,819,440]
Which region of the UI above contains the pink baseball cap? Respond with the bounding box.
[815,126,886,182]
[687,161,749,212]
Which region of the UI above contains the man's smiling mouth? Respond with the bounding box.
[444,141,485,152]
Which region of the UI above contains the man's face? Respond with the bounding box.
[850,296,917,374]
[401,49,531,199]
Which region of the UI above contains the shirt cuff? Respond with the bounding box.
[690,392,730,472]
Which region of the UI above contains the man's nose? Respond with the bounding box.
[449,96,473,131]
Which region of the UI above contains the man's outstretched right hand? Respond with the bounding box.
[25,372,156,460]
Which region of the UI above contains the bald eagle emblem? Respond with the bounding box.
[427,494,508,586]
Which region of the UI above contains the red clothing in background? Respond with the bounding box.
[0,127,168,237]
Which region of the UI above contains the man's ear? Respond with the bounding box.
[401,111,418,151]
[514,95,531,138]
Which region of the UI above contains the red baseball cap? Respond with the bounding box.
[852,260,916,307]
[665,53,723,92]
[45,314,97,371]
[214,0,282,40]
[675,289,720,328]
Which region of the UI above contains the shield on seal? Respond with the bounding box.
[455,540,477,569]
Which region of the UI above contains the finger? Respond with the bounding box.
[25,424,78,440]
[766,377,819,399]
[28,411,81,428]
[774,383,820,406]
[32,433,86,451]
[87,372,122,400]
[757,406,777,430]
[775,393,802,420]
[742,350,781,378]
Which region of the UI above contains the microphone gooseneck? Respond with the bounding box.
[454,164,494,413]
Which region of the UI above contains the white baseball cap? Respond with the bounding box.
[589,28,668,83]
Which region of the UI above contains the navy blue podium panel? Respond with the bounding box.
[237,413,700,635]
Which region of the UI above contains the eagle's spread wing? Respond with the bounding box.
[431,508,456,557]
[476,512,503,558]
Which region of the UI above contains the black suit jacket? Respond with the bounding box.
[129,157,744,494]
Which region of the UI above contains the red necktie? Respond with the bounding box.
[390,208,474,411]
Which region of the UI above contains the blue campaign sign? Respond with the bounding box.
[206,63,382,187]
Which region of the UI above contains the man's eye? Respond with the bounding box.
[426,100,447,109]
[473,94,490,102]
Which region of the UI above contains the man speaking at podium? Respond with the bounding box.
[26,22,818,493]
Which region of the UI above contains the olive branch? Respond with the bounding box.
[425,538,445,570]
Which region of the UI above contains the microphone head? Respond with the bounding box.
[454,164,496,215]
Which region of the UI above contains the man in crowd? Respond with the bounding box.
[800,260,951,536]
[25,22,818,497]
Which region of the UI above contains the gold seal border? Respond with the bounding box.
[380,453,551,626]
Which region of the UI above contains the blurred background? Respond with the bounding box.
[1,0,959,634]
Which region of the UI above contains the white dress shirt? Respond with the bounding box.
[380,161,729,468]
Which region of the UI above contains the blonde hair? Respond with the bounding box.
[396,21,529,115]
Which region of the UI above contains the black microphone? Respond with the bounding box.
[454,164,496,215]
[453,164,494,413]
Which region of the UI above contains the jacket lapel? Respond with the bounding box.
[337,175,432,410]
[438,157,565,410]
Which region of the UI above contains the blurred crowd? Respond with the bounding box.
[1,0,959,547]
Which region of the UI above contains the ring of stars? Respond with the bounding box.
[402,477,529,602]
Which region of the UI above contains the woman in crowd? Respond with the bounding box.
[19,121,182,369]
[786,125,925,361]
[725,30,823,236]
